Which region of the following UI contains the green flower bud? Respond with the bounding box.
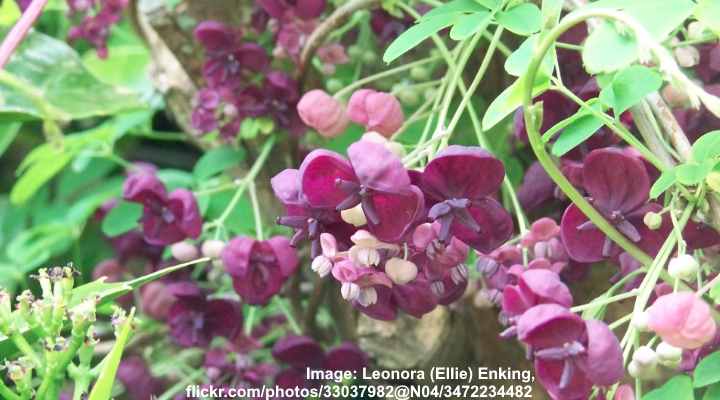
[361,50,377,64]
[397,87,420,106]
[347,45,362,59]
[326,78,344,94]
[668,254,699,281]
[643,211,663,230]
[656,341,682,367]
[410,66,430,81]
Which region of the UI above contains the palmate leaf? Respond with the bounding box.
[643,375,694,400]
[0,30,143,121]
[695,351,720,388]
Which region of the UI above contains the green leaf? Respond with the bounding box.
[582,21,638,74]
[6,223,75,270]
[82,44,150,90]
[100,201,142,237]
[599,65,663,115]
[421,0,488,20]
[585,0,696,40]
[157,169,195,191]
[552,112,605,157]
[695,0,720,35]
[383,14,457,63]
[643,375,694,400]
[650,169,677,199]
[504,34,555,77]
[695,351,720,388]
[0,31,143,121]
[88,308,135,400]
[193,147,246,181]
[676,161,714,185]
[449,11,491,40]
[10,151,72,205]
[0,122,20,158]
[692,131,720,162]
[482,77,549,130]
[496,3,542,36]
[0,0,21,26]
[703,383,720,400]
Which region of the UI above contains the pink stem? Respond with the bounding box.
[0,0,49,69]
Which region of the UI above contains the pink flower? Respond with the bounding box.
[647,292,717,349]
[614,384,635,400]
[297,90,349,138]
[347,89,404,137]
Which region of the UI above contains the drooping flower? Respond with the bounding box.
[419,145,513,252]
[501,269,573,317]
[560,148,667,263]
[194,21,269,89]
[166,282,242,348]
[647,291,717,349]
[261,71,305,135]
[123,171,202,246]
[517,304,623,399]
[297,89,349,138]
[347,89,404,137]
[299,140,424,242]
[221,236,299,305]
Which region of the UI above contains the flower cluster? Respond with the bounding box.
[273,138,513,320]
[66,0,129,58]
[190,21,304,139]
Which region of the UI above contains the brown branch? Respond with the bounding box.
[298,0,380,82]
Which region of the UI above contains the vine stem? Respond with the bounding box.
[333,55,440,99]
[521,9,671,267]
[0,0,48,69]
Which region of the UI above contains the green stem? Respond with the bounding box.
[10,332,41,368]
[0,379,20,400]
[521,11,659,266]
[274,297,302,335]
[244,306,257,336]
[248,180,265,241]
[334,56,441,99]
[570,289,639,313]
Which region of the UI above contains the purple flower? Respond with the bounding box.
[262,71,305,135]
[299,141,425,242]
[191,86,267,138]
[517,161,556,213]
[517,304,623,399]
[272,168,354,258]
[194,21,269,89]
[696,43,720,84]
[221,236,299,305]
[167,282,242,348]
[123,171,202,246]
[257,0,326,21]
[67,0,128,58]
[117,355,165,399]
[501,269,573,317]
[419,145,513,252]
[560,148,669,262]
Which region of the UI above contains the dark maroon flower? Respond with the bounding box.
[257,0,326,21]
[117,355,165,399]
[67,0,128,58]
[696,43,720,84]
[517,304,623,399]
[560,148,666,262]
[108,230,164,265]
[123,171,202,246]
[299,141,425,242]
[141,281,175,321]
[502,269,573,317]
[191,85,267,139]
[673,84,720,143]
[419,145,513,252]
[272,335,325,370]
[221,236,299,305]
[262,71,305,135]
[324,342,369,371]
[517,161,556,213]
[194,21,269,89]
[370,9,412,43]
[166,282,242,348]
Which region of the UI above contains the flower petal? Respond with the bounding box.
[583,148,649,213]
[222,237,257,277]
[366,186,424,243]
[516,304,585,349]
[451,198,513,253]
[299,149,356,208]
[272,335,325,369]
[267,236,300,277]
[579,320,623,386]
[421,146,505,201]
[560,204,613,263]
[348,140,410,193]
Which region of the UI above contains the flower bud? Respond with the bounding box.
[397,87,420,106]
[311,256,333,277]
[688,21,708,40]
[340,204,367,227]
[347,89,404,137]
[614,384,634,400]
[384,258,418,285]
[668,254,699,281]
[628,359,660,381]
[656,341,682,367]
[297,89,349,138]
[361,50,376,64]
[410,66,430,81]
[633,346,658,368]
[648,292,717,349]
[326,78,343,93]
[643,211,663,230]
[341,282,360,301]
[171,242,199,262]
[674,46,700,67]
[71,298,97,328]
[631,311,650,332]
[201,240,225,259]
[357,287,378,307]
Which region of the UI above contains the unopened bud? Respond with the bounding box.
[674,46,700,67]
[633,346,658,368]
[643,212,663,230]
[341,204,367,227]
[201,240,225,259]
[628,359,660,381]
[384,258,418,285]
[656,341,682,367]
[632,311,650,332]
[171,242,199,262]
[668,254,699,281]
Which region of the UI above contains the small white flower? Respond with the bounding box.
[631,311,650,332]
[341,282,360,301]
[311,256,333,277]
[384,258,418,285]
[350,246,381,267]
[633,346,658,368]
[171,242,198,262]
[357,287,378,307]
[656,341,682,367]
[340,204,367,227]
[668,254,699,281]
